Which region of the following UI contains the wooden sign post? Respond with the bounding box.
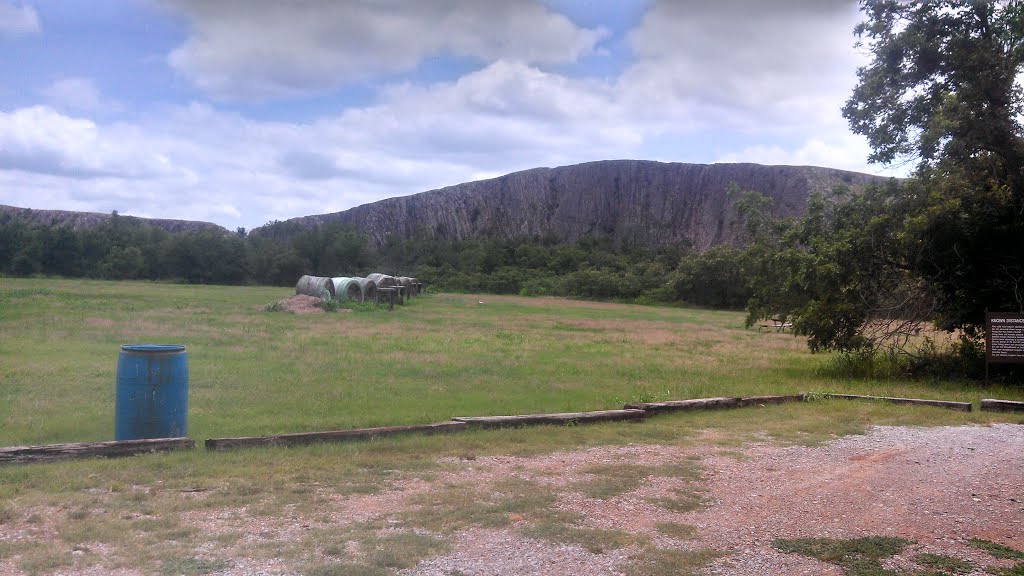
[985,312,1024,381]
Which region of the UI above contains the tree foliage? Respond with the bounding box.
[0,211,751,308]
[735,0,1024,374]
[844,0,1024,201]
[844,0,1024,328]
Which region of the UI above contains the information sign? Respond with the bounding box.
[986,312,1024,364]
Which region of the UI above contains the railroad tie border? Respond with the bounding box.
[821,393,972,412]
[0,437,194,465]
[980,398,1024,413]
[5,393,1024,464]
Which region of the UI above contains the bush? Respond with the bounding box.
[817,335,987,381]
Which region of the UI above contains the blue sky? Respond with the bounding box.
[0,0,899,231]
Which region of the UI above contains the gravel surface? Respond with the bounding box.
[698,424,1024,575]
[2,424,1021,575]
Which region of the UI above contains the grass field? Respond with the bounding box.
[1,277,1022,575]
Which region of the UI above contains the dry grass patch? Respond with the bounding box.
[572,460,704,500]
[621,547,725,576]
[402,478,572,534]
[521,521,648,553]
[654,521,699,541]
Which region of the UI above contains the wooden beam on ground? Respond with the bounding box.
[980,399,1024,413]
[736,394,806,407]
[451,409,646,429]
[0,437,194,465]
[205,421,466,451]
[624,397,741,414]
[822,393,972,412]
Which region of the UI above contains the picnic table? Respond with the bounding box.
[758,318,793,333]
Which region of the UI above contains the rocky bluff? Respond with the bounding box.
[270,160,889,249]
[0,205,229,235]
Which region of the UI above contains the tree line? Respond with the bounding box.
[0,210,755,310]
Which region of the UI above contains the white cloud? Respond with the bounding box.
[0,61,642,229]
[333,60,639,167]
[43,77,102,111]
[714,133,910,178]
[0,106,170,179]
[0,0,39,36]
[1,1,895,230]
[620,0,865,132]
[163,0,608,100]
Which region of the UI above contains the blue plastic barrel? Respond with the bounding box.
[115,344,188,440]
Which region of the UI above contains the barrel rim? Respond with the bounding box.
[121,344,187,353]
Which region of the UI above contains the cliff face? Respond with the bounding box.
[270,160,888,249]
[0,205,229,235]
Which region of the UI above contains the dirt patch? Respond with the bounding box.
[271,294,324,314]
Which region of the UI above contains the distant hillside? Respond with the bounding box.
[256,160,891,250]
[0,205,229,235]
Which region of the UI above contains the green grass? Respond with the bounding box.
[773,536,913,576]
[572,460,703,499]
[159,557,229,576]
[621,547,724,576]
[4,277,1019,448]
[520,522,647,553]
[2,278,1024,574]
[968,538,1024,560]
[913,553,974,574]
[776,537,1024,576]
[966,539,1024,576]
[402,477,573,533]
[304,562,389,576]
[654,521,699,541]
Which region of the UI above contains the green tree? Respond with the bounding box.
[832,0,1024,343]
[844,0,1024,198]
[743,183,926,353]
[670,246,752,309]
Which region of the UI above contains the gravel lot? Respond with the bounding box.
[405,423,1024,576]
[4,424,1022,575]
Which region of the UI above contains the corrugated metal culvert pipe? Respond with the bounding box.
[331,277,363,302]
[295,275,336,299]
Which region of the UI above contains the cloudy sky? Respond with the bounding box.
[0,0,897,230]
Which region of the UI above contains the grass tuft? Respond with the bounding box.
[648,487,710,513]
[520,521,647,553]
[573,461,704,500]
[304,562,389,576]
[968,538,1024,560]
[361,532,449,569]
[159,556,230,576]
[773,536,913,576]
[913,552,973,574]
[621,547,724,576]
[403,478,572,534]
[0,504,15,524]
[16,546,74,576]
[654,522,698,541]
